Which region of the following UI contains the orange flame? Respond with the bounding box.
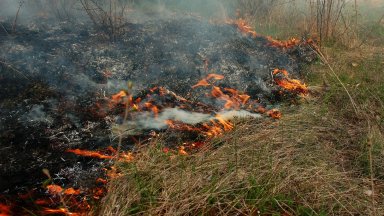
[111,90,127,103]
[192,79,210,89]
[228,18,257,38]
[66,149,114,160]
[273,69,308,94]
[267,37,301,49]
[67,148,133,162]
[40,207,82,216]
[178,146,188,155]
[206,73,224,80]
[96,178,108,184]
[63,188,81,196]
[267,109,282,119]
[0,203,11,216]
[165,120,202,133]
[192,73,224,89]
[46,185,63,195]
[215,114,234,131]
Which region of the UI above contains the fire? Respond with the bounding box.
[228,17,313,50]
[165,120,202,133]
[178,146,188,155]
[67,147,134,162]
[111,90,127,103]
[215,114,234,131]
[192,79,210,89]
[0,203,11,216]
[47,184,63,195]
[273,69,308,94]
[66,149,114,160]
[206,73,224,80]
[192,73,225,89]
[144,102,159,117]
[46,184,81,198]
[228,18,257,38]
[41,208,74,216]
[96,178,108,184]
[267,36,301,49]
[64,188,81,195]
[267,109,282,119]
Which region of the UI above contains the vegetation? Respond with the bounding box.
[97,0,384,215]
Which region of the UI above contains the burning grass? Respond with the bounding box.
[97,44,384,216]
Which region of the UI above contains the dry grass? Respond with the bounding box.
[97,102,382,215]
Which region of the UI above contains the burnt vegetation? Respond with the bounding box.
[0,0,383,215]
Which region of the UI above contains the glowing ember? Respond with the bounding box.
[273,69,308,94]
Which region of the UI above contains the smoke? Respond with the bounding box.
[116,108,260,135]
[21,104,53,125]
[0,0,236,24]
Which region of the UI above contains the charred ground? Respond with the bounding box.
[0,14,316,215]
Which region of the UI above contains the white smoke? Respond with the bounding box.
[114,107,261,135]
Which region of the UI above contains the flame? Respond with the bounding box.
[34,199,53,205]
[273,69,308,94]
[47,185,63,195]
[40,207,82,216]
[111,90,127,103]
[0,203,11,216]
[267,109,282,119]
[92,188,105,200]
[178,146,188,155]
[96,178,107,184]
[206,73,224,80]
[192,79,210,89]
[192,73,224,89]
[215,114,234,131]
[144,102,159,117]
[120,152,134,162]
[66,149,114,160]
[165,120,202,133]
[64,188,81,196]
[67,147,133,162]
[267,37,301,49]
[211,86,251,110]
[228,18,257,38]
